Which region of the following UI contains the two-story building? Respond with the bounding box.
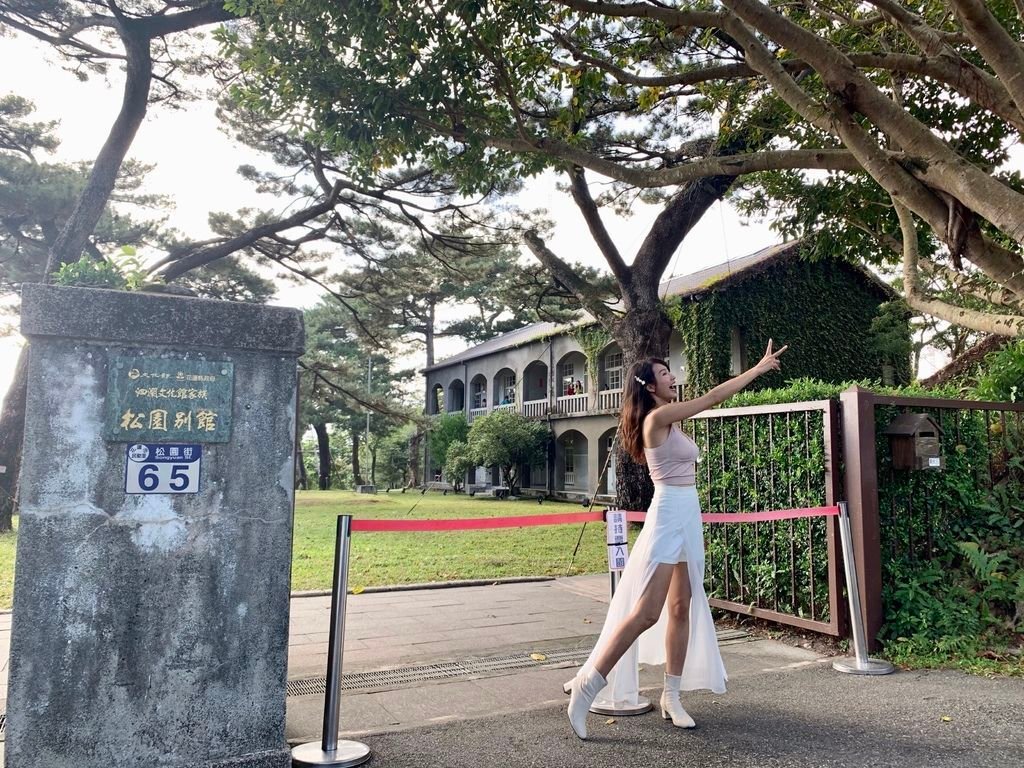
[422,241,907,501]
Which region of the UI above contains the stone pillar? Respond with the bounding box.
[7,284,303,768]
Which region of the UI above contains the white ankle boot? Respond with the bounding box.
[660,674,696,728]
[567,666,606,739]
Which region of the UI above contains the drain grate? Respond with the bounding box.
[286,650,586,698]
[286,628,749,698]
[287,647,591,698]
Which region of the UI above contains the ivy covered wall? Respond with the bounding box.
[671,257,911,396]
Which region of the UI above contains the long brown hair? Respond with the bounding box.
[619,358,668,464]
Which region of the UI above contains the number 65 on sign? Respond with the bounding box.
[125,443,202,494]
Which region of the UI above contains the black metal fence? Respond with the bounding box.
[689,400,843,635]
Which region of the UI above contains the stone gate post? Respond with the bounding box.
[7,284,303,768]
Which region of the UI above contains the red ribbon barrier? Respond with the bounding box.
[700,505,840,523]
[350,511,606,532]
[347,505,839,532]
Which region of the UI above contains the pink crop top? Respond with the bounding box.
[644,425,699,486]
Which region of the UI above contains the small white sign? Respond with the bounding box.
[928,457,941,468]
[125,443,202,494]
[608,543,629,572]
[605,509,628,545]
[605,509,629,571]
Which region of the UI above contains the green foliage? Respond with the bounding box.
[443,440,475,492]
[52,256,126,289]
[337,236,581,354]
[569,324,612,385]
[869,301,915,372]
[51,247,160,292]
[173,257,276,303]
[429,412,470,474]
[875,397,1024,663]
[464,410,550,493]
[671,257,910,398]
[973,339,1024,403]
[374,425,414,489]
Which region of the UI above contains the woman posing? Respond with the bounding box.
[567,340,787,739]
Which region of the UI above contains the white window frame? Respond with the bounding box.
[501,372,516,403]
[730,327,746,376]
[472,381,487,409]
[604,352,623,390]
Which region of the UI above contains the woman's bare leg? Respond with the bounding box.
[590,563,675,678]
[664,561,692,676]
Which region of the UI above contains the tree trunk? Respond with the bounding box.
[406,429,422,488]
[295,446,308,490]
[314,422,331,490]
[370,445,377,486]
[425,300,436,368]
[45,30,153,275]
[613,306,674,512]
[351,430,363,486]
[502,465,519,495]
[0,346,29,532]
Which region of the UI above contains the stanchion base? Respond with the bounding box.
[832,656,895,675]
[561,681,654,716]
[589,697,654,717]
[291,740,372,767]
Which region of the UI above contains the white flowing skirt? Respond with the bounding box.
[583,484,728,706]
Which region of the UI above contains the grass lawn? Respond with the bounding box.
[291,490,627,593]
[0,517,15,610]
[0,492,626,609]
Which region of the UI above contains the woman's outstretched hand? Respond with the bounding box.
[755,338,788,375]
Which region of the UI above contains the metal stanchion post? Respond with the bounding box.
[292,515,373,767]
[832,502,894,676]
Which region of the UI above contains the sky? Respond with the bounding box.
[0,30,945,405]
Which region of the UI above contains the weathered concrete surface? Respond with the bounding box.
[7,284,302,768]
[346,666,1024,768]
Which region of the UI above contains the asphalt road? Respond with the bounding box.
[352,666,1023,768]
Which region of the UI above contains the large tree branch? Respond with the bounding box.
[721,0,1024,246]
[566,166,630,289]
[558,26,1021,131]
[895,200,1024,336]
[134,1,233,39]
[486,135,873,186]
[553,0,724,28]
[826,98,1024,298]
[864,1,1023,133]
[44,27,152,275]
[154,184,341,279]
[631,175,736,307]
[0,10,121,59]
[726,13,1024,300]
[918,260,1024,312]
[947,0,1024,122]
[522,230,616,328]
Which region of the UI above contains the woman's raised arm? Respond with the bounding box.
[647,339,788,428]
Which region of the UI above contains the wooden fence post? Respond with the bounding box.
[839,385,885,651]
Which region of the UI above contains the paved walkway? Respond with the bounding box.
[282,576,1023,768]
[285,575,830,740]
[1,575,1021,767]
